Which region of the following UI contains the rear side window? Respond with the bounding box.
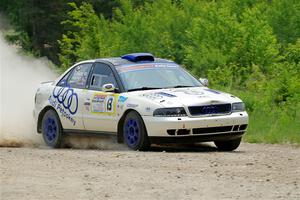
[67,63,92,89]
[89,63,117,91]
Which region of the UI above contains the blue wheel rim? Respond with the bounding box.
[43,116,58,143]
[125,118,139,148]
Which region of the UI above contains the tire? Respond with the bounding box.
[42,109,63,148]
[123,111,150,151]
[214,137,242,151]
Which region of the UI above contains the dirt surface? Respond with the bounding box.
[0,142,300,200]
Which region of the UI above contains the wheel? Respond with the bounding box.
[123,111,150,151]
[42,109,63,148]
[214,138,242,151]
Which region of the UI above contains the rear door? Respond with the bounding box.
[82,62,120,132]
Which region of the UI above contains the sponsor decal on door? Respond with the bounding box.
[91,92,119,116]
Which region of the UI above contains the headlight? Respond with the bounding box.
[232,102,245,112]
[153,107,187,117]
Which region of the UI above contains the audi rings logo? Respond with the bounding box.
[202,105,218,114]
[53,86,78,115]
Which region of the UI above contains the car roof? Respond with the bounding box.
[95,57,176,67]
[74,53,177,69]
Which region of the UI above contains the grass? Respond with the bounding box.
[244,107,300,145]
[221,88,300,145]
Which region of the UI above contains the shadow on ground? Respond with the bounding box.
[149,143,217,152]
[1,134,244,153]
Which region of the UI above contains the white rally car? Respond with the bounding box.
[34,53,248,151]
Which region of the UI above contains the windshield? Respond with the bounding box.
[116,63,202,91]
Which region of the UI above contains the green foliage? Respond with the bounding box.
[0,0,127,65]
[0,0,70,64]
[266,0,300,44]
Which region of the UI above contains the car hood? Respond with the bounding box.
[128,87,241,107]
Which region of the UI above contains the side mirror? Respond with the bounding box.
[199,78,209,87]
[102,83,116,92]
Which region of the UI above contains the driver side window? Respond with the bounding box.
[89,63,117,91]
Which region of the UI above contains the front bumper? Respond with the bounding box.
[142,112,248,142]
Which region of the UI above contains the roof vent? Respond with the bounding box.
[121,53,154,62]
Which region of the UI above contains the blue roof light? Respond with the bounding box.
[121,53,154,62]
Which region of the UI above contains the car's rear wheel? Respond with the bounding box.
[42,109,63,148]
[214,137,242,151]
[123,111,150,151]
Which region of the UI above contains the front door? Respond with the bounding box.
[83,63,120,132]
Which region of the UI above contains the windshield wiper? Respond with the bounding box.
[127,87,163,92]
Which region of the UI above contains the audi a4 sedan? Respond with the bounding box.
[34,53,248,151]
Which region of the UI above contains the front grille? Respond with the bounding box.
[188,104,231,116]
[193,126,233,135]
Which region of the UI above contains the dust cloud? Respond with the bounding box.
[0,15,126,150]
[0,16,57,147]
[62,135,127,150]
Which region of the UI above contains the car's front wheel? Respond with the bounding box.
[123,111,150,151]
[42,109,63,148]
[214,137,242,151]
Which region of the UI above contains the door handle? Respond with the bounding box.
[84,98,90,105]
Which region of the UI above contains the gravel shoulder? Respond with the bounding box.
[1,142,300,200]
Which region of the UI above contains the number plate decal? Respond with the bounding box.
[91,92,119,116]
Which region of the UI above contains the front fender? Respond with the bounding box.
[116,94,163,117]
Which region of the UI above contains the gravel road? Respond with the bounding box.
[1,142,300,200]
